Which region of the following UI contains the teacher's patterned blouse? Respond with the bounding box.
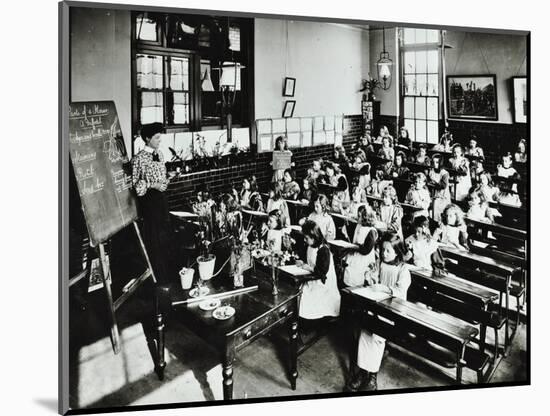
[131,146,169,197]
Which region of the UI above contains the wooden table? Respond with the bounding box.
[162,273,300,400]
[341,289,479,383]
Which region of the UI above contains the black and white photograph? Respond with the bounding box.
[58,1,530,415]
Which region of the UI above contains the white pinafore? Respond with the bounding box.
[343,225,377,287]
[299,246,341,320]
[357,263,410,372]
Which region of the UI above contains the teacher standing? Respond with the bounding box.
[131,122,174,285]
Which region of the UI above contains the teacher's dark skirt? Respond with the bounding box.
[138,189,176,285]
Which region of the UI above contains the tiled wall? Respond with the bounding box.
[376,114,528,174]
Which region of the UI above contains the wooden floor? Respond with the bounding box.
[68,287,527,411]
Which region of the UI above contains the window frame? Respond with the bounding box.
[399,29,441,144]
[130,12,254,156]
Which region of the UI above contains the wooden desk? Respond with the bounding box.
[439,245,515,352]
[341,289,479,383]
[465,217,527,245]
[410,267,498,308]
[165,273,300,400]
[366,194,423,213]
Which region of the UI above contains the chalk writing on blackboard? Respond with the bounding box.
[69,101,137,246]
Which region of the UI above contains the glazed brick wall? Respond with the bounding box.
[376,114,528,174]
[165,114,363,211]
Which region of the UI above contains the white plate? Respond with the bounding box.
[199,298,221,311]
[189,286,210,298]
[212,305,235,320]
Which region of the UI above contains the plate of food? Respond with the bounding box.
[199,298,221,311]
[212,305,235,320]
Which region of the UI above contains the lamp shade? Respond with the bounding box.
[377,52,393,90]
[219,61,245,89]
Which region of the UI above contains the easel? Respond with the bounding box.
[69,222,157,354]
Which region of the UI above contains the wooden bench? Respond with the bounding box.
[408,267,499,369]
[439,246,516,355]
[341,289,482,384]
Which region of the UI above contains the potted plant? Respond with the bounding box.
[196,231,215,282]
[360,74,381,101]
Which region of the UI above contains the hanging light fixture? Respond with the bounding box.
[377,27,393,90]
[217,61,245,142]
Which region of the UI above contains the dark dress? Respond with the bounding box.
[132,148,175,284]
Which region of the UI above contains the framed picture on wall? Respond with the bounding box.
[283,100,296,118]
[446,75,498,120]
[512,76,527,123]
[283,77,296,97]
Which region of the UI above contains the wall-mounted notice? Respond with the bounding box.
[69,101,138,246]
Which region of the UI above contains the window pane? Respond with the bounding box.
[404,75,417,95]
[169,57,189,91]
[427,97,438,120]
[403,28,415,45]
[415,51,427,73]
[426,29,439,44]
[169,92,189,124]
[136,15,158,41]
[229,26,241,51]
[427,121,439,144]
[404,51,415,74]
[200,60,217,91]
[415,97,426,119]
[404,119,415,141]
[136,54,163,89]
[404,97,415,118]
[416,74,428,96]
[415,119,427,142]
[415,29,427,44]
[140,92,163,124]
[427,50,438,73]
[427,74,438,96]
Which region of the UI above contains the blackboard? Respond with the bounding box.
[69,101,138,246]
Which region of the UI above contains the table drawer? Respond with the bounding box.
[234,303,294,349]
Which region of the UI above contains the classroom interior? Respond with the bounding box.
[67,6,528,411]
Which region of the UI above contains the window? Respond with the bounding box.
[132,13,252,153]
[400,28,440,144]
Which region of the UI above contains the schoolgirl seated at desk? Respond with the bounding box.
[390,151,410,180]
[281,169,301,200]
[373,185,404,238]
[427,154,451,222]
[239,175,264,212]
[300,194,337,241]
[299,177,317,205]
[267,182,291,228]
[411,144,431,166]
[350,149,371,189]
[343,205,379,287]
[396,126,412,152]
[514,138,527,163]
[449,144,472,201]
[466,188,501,223]
[432,131,453,153]
[213,193,243,240]
[405,216,443,271]
[294,220,341,321]
[261,210,287,253]
[405,172,431,219]
[323,162,350,212]
[307,158,326,186]
[347,232,411,392]
[432,203,469,251]
[367,166,393,197]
